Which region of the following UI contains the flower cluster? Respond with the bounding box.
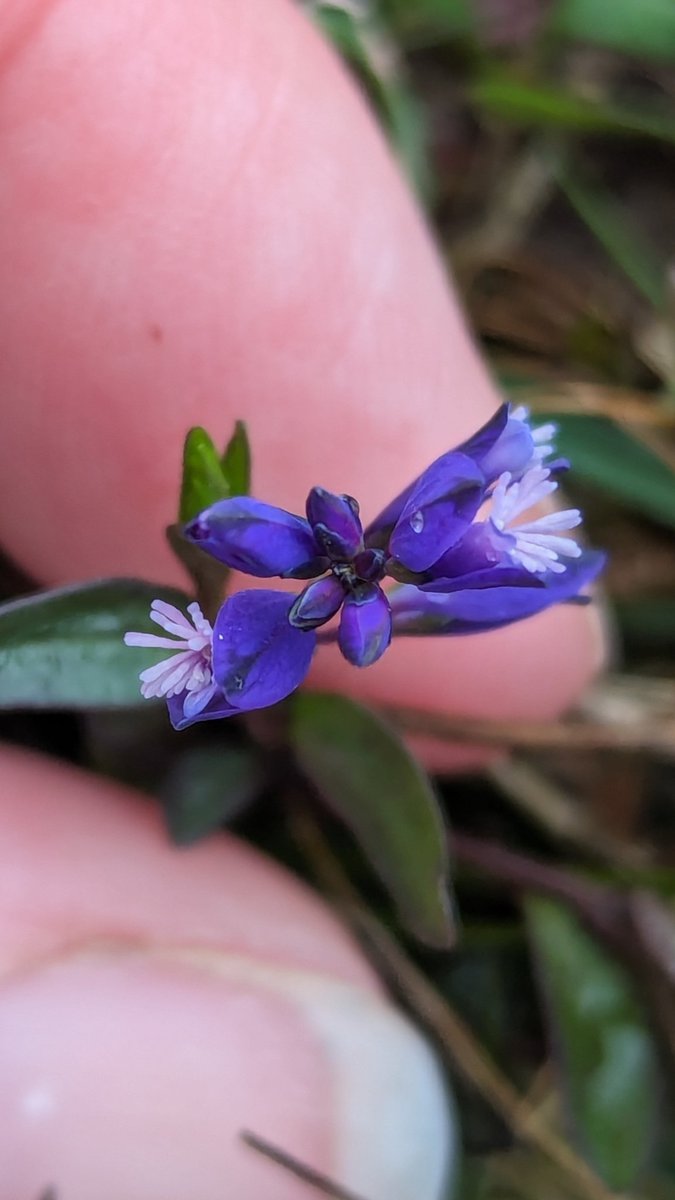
[125,405,604,728]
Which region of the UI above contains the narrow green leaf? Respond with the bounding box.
[179,427,231,523]
[163,745,263,844]
[546,413,675,529]
[470,75,675,144]
[291,692,453,947]
[557,161,665,307]
[221,420,251,497]
[0,579,191,708]
[548,0,675,63]
[313,5,369,63]
[525,897,658,1190]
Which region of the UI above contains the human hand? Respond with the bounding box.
[0,0,604,762]
[0,1,604,1196]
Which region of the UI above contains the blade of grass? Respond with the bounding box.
[556,160,664,307]
[470,74,675,145]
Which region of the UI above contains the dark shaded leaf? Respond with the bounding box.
[178,427,231,523]
[221,420,251,497]
[163,745,263,844]
[525,896,658,1190]
[548,413,675,529]
[291,692,453,946]
[0,579,191,709]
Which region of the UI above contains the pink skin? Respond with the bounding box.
[0,747,452,1200]
[0,0,603,747]
[0,0,604,1192]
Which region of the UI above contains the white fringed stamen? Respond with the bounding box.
[490,467,582,575]
[124,600,214,700]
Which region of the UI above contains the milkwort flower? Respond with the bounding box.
[125,404,604,728]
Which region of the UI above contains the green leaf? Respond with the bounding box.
[173,421,251,611]
[221,420,251,497]
[557,160,665,307]
[163,745,263,844]
[525,896,658,1190]
[545,412,675,529]
[0,579,191,709]
[548,0,675,63]
[290,692,453,947]
[470,74,675,144]
[178,427,231,523]
[379,0,477,44]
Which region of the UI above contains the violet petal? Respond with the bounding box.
[338,584,392,667]
[451,404,510,466]
[390,551,605,635]
[184,497,320,578]
[466,407,536,480]
[212,589,316,708]
[166,685,237,731]
[365,408,508,549]
[421,521,516,583]
[306,488,363,560]
[289,574,345,630]
[389,452,485,573]
[419,564,543,593]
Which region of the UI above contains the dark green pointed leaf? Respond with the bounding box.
[525,896,658,1190]
[178,427,231,523]
[546,413,675,529]
[548,0,675,63]
[291,692,453,947]
[557,161,665,307]
[0,579,191,709]
[164,745,263,844]
[221,420,251,497]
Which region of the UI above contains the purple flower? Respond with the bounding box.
[185,484,393,669]
[125,404,604,727]
[124,593,314,731]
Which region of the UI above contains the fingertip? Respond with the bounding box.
[0,744,455,1200]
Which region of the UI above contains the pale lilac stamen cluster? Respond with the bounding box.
[511,405,557,465]
[489,466,582,575]
[124,600,213,700]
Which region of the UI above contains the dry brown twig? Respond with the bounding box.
[382,701,675,760]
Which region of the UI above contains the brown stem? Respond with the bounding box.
[452,831,626,946]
